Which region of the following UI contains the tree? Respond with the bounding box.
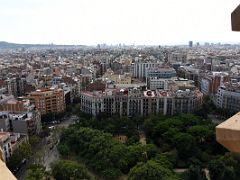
[126,135,140,145]
[29,135,41,148]
[7,142,32,170]
[25,164,49,180]
[51,160,95,180]
[208,153,239,180]
[185,165,207,180]
[57,143,70,156]
[208,159,226,180]
[132,115,144,130]
[34,150,45,164]
[188,125,214,143]
[126,144,157,169]
[142,114,166,138]
[223,166,236,180]
[18,142,32,158]
[59,127,127,178]
[161,128,179,145]
[195,95,215,117]
[152,154,173,169]
[128,160,179,180]
[58,113,230,179]
[143,116,158,137]
[174,133,196,160]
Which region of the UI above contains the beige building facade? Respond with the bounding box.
[28,88,65,115]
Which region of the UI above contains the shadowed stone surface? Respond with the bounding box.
[232,5,240,31]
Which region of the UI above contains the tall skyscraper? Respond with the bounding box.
[189,41,193,48]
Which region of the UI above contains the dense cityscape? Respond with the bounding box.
[1,1,240,180]
[0,40,239,180]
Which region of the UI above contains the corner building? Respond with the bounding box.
[80,87,203,117]
[28,88,65,115]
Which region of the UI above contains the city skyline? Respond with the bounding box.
[0,0,239,45]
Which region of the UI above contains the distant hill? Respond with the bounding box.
[0,41,86,49]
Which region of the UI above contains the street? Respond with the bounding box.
[208,114,225,124]
[15,115,75,179]
[43,145,59,171]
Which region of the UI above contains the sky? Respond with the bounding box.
[0,0,239,45]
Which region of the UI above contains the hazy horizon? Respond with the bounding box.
[0,0,239,45]
[1,40,240,47]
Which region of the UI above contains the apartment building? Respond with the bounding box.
[146,66,176,79]
[216,81,240,113]
[80,87,203,117]
[168,52,187,63]
[178,66,202,86]
[0,132,12,162]
[28,87,65,115]
[5,78,17,97]
[10,111,41,135]
[132,62,162,79]
[200,72,229,95]
[146,66,177,90]
[148,78,168,90]
[0,95,34,112]
[0,111,41,135]
[103,70,132,84]
[0,94,41,135]
[0,112,10,132]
